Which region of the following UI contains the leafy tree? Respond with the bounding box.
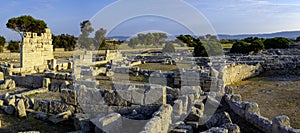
[128,37,139,48]
[176,35,197,47]
[249,40,264,52]
[0,36,5,47]
[295,36,300,42]
[78,20,94,50]
[7,40,20,52]
[194,42,208,57]
[153,33,167,47]
[264,37,290,49]
[6,15,47,37]
[230,41,250,54]
[162,42,175,53]
[53,34,77,51]
[220,39,230,44]
[94,28,107,49]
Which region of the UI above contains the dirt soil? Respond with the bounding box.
[232,71,300,128]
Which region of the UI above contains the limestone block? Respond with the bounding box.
[185,106,203,121]
[144,86,166,105]
[143,116,162,133]
[80,104,108,119]
[173,100,183,116]
[245,102,260,119]
[220,123,240,133]
[49,110,72,124]
[154,104,173,133]
[230,94,242,102]
[93,113,122,133]
[272,115,291,133]
[178,96,188,115]
[16,99,27,118]
[180,86,201,98]
[61,89,77,105]
[49,100,75,114]
[204,127,228,133]
[73,113,92,133]
[203,112,232,129]
[0,100,3,106]
[43,78,51,88]
[2,105,15,115]
[0,72,4,80]
[115,89,132,102]
[131,88,145,105]
[33,100,49,113]
[77,86,104,106]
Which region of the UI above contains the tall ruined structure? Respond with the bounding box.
[21,28,54,69]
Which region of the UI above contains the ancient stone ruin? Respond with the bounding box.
[21,28,54,70]
[0,38,299,132]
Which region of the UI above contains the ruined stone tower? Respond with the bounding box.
[21,28,54,69]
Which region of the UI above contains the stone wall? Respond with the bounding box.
[11,75,44,89]
[21,28,54,69]
[221,63,263,86]
[224,87,300,133]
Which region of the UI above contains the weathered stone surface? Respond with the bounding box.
[43,78,51,88]
[173,100,183,116]
[4,105,15,115]
[245,102,260,118]
[48,110,72,124]
[220,123,240,133]
[143,116,162,133]
[0,72,4,80]
[0,99,3,106]
[273,115,290,127]
[202,112,232,129]
[144,86,166,105]
[202,127,228,133]
[35,112,48,121]
[61,89,77,105]
[73,113,93,133]
[16,99,27,117]
[92,113,122,133]
[230,94,242,102]
[131,88,145,105]
[49,100,75,114]
[185,106,203,121]
[154,104,173,133]
[77,86,104,105]
[33,100,49,113]
[224,86,233,94]
[0,79,16,89]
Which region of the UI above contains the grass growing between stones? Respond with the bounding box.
[232,71,300,128]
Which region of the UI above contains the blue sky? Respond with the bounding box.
[0,0,300,40]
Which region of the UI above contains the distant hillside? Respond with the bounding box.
[218,31,300,40]
[108,31,300,40]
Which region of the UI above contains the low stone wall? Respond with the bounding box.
[11,75,44,89]
[224,88,300,133]
[221,63,263,86]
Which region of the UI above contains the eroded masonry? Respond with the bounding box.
[0,29,299,133]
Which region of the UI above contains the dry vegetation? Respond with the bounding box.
[232,71,300,128]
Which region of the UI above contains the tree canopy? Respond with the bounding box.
[162,42,175,53]
[264,37,290,49]
[52,34,77,51]
[128,32,168,48]
[6,15,47,36]
[7,41,20,53]
[0,36,5,47]
[176,34,222,57]
[296,36,300,42]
